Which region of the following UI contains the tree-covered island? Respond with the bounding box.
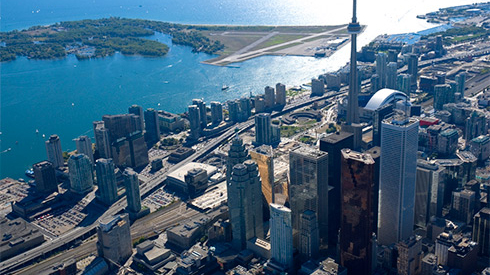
[0,17,225,62]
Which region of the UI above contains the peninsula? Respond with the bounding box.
[0,17,353,65]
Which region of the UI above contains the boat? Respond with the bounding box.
[222,85,229,91]
[36,129,39,134]
[25,169,35,178]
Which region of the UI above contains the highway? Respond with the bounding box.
[0,90,341,275]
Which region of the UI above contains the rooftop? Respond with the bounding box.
[341,149,375,164]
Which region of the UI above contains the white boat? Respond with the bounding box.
[222,85,229,91]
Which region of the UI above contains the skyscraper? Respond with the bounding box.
[255,113,280,146]
[68,154,94,194]
[340,149,375,275]
[311,78,325,96]
[386,62,398,89]
[75,135,94,164]
[434,84,453,110]
[264,86,275,109]
[226,134,249,179]
[250,145,274,205]
[451,189,475,225]
[46,134,64,168]
[33,160,58,194]
[102,114,141,143]
[270,203,293,268]
[378,115,418,245]
[144,108,160,147]
[397,73,411,95]
[123,167,141,215]
[396,235,423,275]
[408,53,418,87]
[346,0,361,125]
[376,52,388,88]
[128,104,144,131]
[473,207,490,257]
[110,131,149,169]
[289,146,329,247]
[96,158,118,205]
[188,105,201,140]
[299,210,320,261]
[275,83,286,106]
[192,99,207,129]
[93,121,111,159]
[415,160,445,228]
[210,101,223,125]
[228,160,264,250]
[455,72,466,94]
[97,213,132,267]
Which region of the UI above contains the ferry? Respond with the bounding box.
[25,169,35,178]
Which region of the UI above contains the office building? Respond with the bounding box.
[447,237,478,275]
[455,72,466,94]
[97,213,132,267]
[75,135,94,164]
[264,86,275,109]
[420,253,437,275]
[128,104,144,131]
[33,160,58,194]
[438,129,459,157]
[227,160,264,250]
[188,105,201,140]
[434,84,453,111]
[311,78,325,96]
[319,131,353,245]
[255,113,280,145]
[96,158,118,205]
[68,154,94,194]
[46,134,64,168]
[299,210,320,261]
[123,168,141,215]
[386,62,397,89]
[102,114,141,143]
[397,73,411,95]
[371,74,381,93]
[473,208,490,257]
[210,101,223,125]
[192,99,207,129]
[376,52,388,88]
[250,145,274,205]
[435,232,461,266]
[270,203,293,268]
[144,108,160,147]
[226,135,249,179]
[275,83,286,106]
[340,149,375,275]
[111,131,149,169]
[396,235,422,275]
[407,53,418,87]
[465,110,488,140]
[451,189,475,224]
[415,160,445,228]
[289,146,328,247]
[365,147,380,234]
[93,121,111,159]
[372,104,394,147]
[470,135,490,162]
[378,115,418,245]
[158,110,185,132]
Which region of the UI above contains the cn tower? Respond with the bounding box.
[346,0,361,125]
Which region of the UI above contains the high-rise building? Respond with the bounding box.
[210,101,223,125]
[435,232,461,265]
[451,189,475,225]
[311,78,325,96]
[376,52,388,88]
[255,113,280,145]
[239,97,252,120]
[438,129,459,157]
[465,111,488,141]
[415,160,445,228]
[270,203,293,268]
[128,104,144,131]
[455,72,466,95]
[407,53,418,87]
[123,168,141,214]
[46,134,64,168]
[378,115,418,245]
[192,99,207,129]
[228,100,240,122]
[226,134,249,179]
[96,213,132,267]
[227,160,264,250]
[386,62,398,89]
[371,74,381,93]
[75,135,94,164]
[396,235,423,275]
[96,158,118,205]
[144,108,160,147]
[275,83,286,106]
[250,145,274,205]
[264,86,275,109]
[289,146,329,247]
[33,161,58,194]
[397,73,411,95]
[299,210,319,261]
[346,0,361,125]
[111,131,149,169]
[188,105,201,140]
[93,121,111,159]
[434,84,453,110]
[340,149,375,275]
[68,154,94,194]
[473,207,490,257]
[102,114,141,143]
[388,49,398,63]
[319,131,353,245]
[365,146,380,234]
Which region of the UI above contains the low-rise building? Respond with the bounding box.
[133,240,176,271]
[0,217,45,261]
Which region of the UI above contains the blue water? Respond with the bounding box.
[0,0,486,179]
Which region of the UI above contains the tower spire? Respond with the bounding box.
[346,0,361,125]
[352,0,357,23]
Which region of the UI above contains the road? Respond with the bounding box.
[0,90,341,275]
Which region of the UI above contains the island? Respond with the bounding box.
[0,17,353,65]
